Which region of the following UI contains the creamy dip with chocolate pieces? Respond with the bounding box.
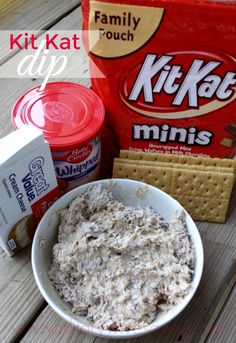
[49,184,195,331]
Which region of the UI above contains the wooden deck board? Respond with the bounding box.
[195,188,236,249]
[0,246,45,343]
[19,307,92,343]
[0,0,80,64]
[206,285,236,343]
[19,237,235,343]
[0,0,80,30]
[200,265,236,343]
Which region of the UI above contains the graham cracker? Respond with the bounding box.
[170,168,234,200]
[115,158,234,174]
[113,158,235,223]
[113,160,172,193]
[175,195,230,223]
[120,150,236,174]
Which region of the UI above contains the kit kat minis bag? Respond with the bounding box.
[82,0,236,168]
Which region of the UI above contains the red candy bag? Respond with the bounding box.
[82,0,236,173]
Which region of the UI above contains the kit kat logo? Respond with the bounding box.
[120,50,236,119]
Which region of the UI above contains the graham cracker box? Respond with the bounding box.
[82,0,236,171]
[0,126,59,256]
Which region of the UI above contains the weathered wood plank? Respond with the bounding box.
[200,265,236,343]
[0,246,45,343]
[0,0,80,30]
[19,237,235,343]
[206,285,236,343]
[0,0,80,64]
[20,307,95,343]
[195,185,236,249]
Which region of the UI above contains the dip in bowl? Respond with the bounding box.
[32,179,204,339]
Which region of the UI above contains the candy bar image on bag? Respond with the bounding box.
[220,138,236,148]
[225,123,236,136]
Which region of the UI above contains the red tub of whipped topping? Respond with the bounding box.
[11,82,105,193]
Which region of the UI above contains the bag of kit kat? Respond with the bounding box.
[82,0,236,171]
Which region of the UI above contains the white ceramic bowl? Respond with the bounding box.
[32,179,204,339]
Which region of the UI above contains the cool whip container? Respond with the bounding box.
[11,82,105,193]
